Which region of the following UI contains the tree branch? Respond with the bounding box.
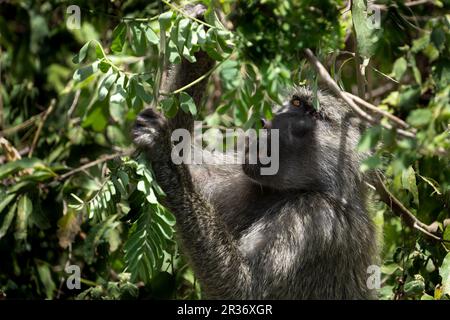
[345,92,413,130]
[304,49,445,241]
[0,112,45,136]
[58,150,133,181]
[28,99,56,157]
[303,48,416,139]
[373,173,446,242]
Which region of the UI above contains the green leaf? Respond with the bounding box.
[203,28,225,61]
[98,60,111,73]
[0,193,16,214]
[73,63,97,82]
[185,21,198,50]
[146,188,157,204]
[398,85,421,110]
[107,125,127,146]
[137,179,157,204]
[215,29,233,54]
[352,0,380,58]
[111,22,127,53]
[0,202,17,239]
[360,155,382,172]
[440,253,450,296]
[130,23,146,56]
[0,158,43,179]
[431,28,445,51]
[167,40,181,64]
[401,166,419,207]
[412,34,430,53]
[82,99,109,132]
[407,109,432,127]
[421,294,434,300]
[158,11,173,31]
[117,171,130,194]
[357,126,381,152]
[29,198,50,230]
[72,41,90,64]
[36,262,56,299]
[157,207,176,227]
[98,72,117,101]
[152,212,174,240]
[124,211,156,282]
[176,18,191,53]
[443,227,450,251]
[160,96,177,118]
[144,26,159,45]
[93,41,106,59]
[15,195,33,240]
[392,57,407,81]
[404,278,425,297]
[196,24,206,45]
[179,92,197,115]
[132,78,152,104]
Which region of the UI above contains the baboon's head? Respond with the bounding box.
[242,87,367,195]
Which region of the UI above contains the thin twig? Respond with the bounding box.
[345,92,413,130]
[0,112,44,136]
[373,173,447,242]
[171,53,232,95]
[303,49,416,139]
[371,82,397,98]
[28,99,56,157]
[67,90,81,118]
[58,150,132,181]
[405,0,436,6]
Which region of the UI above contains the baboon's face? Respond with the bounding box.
[242,87,363,191]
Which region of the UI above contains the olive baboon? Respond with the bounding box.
[132,4,377,299]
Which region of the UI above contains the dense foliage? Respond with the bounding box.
[0,0,449,300]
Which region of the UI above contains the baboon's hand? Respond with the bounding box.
[132,108,170,159]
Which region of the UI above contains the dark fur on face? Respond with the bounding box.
[243,87,367,197]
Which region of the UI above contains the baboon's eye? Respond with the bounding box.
[291,95,302,107]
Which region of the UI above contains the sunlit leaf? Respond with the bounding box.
[111,22,127,53]
[440,253,450,296]
[179,92,197,115]
[15,195,33,240]
[72,41,91,64]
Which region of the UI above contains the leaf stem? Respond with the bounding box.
[171,50,235,95]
